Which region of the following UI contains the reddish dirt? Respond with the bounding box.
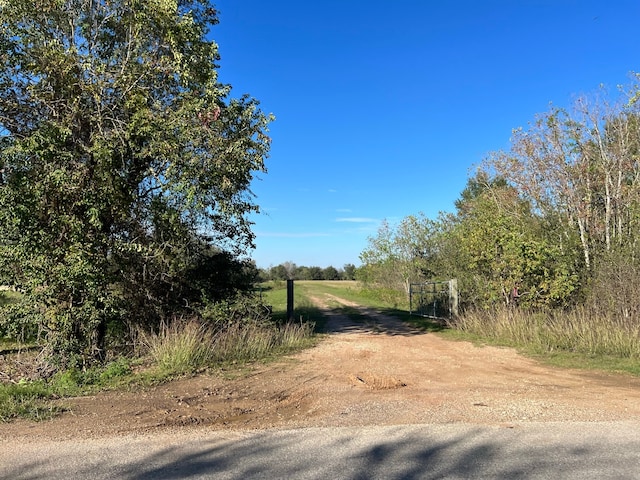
[2,293,640,441]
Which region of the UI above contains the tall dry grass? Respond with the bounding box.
[453,306,640,359]
[142,318,315,374]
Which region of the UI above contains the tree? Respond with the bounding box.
[295,266,312,280]
[0,0,272,366]
[268,265,288,281]
[322,266,340,280]
[482,87,640,312]
[485,91,640,272]
[342,263,357,280]
[306,266,323,280]
[485,107,595,270]
[359,214,440,295]
[450,176,580,308]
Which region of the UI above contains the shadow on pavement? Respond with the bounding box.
[4,423,639,480]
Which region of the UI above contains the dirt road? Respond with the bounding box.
[2,293,640,441]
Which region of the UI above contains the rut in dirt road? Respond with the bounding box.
[309,293,419,335]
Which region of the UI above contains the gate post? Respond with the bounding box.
[449,278,459,318]
[286,279,294,321]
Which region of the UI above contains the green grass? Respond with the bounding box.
[259,281,327,331]
[0,357,135,422]
[0,381,64,422]
[296,280,403,309]
[286,280,445,333]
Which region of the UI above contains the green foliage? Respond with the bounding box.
[97,357,133,382]
[0,0,272,367]
[47,357,134,394]
[201,292,273,330]
[357,172,581,311]
[448,176,581,309]
[265,263,353,281]
[0,356,133,421]
[342,263,357,280]
[357,83,640,316]
[0,381,63,422]
[359,214,442,295]
[0,290,20,307]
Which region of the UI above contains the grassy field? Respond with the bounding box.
[257,281,327,330]
[260,280,445,333]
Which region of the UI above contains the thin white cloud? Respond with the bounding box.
[336,208,352,213]
[257,232,332,238]
[336,217,379,223]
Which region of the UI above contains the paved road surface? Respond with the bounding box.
[2,422,639,479]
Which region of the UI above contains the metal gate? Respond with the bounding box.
[409,279,458,319]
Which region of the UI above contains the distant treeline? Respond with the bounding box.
[261,262,358,281]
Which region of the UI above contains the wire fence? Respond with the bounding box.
[409,279,458,320]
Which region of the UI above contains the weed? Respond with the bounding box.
[451,306,640,374]
[141,320,215,374]
[0,381,64,422]
[0,356,137,421]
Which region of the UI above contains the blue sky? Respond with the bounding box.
[212,0,640,269]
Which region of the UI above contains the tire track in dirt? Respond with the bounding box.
[307,293,416,335]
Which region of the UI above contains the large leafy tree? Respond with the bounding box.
[483,89,640,311]
[450,175,580,308]
[0,0,272,365]
[485,94,640,271]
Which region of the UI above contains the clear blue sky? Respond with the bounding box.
[212,0,639,269]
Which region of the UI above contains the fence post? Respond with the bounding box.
[286,279,294,321]
[449,278,459,318]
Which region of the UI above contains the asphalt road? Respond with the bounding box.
[2,421,640,479]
